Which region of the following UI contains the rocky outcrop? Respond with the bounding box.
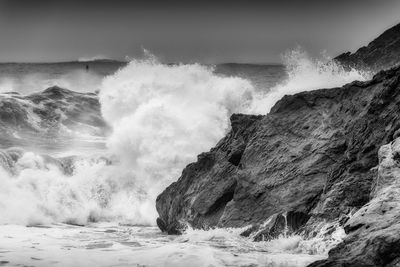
[156,65,400,245]
[335,23,400,72]
[155,22,400,264]
[0,86,108,149]
[309,138,400,266]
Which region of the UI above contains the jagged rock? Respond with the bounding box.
[309,137,400,267]
[156,66,400,240]
[335,23,400,72]
[156,114,262,233]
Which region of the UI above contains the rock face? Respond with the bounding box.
[155,22,400,264]
[335,23,400,71]
[156,66,400,246]
[0,86,108,149]
[310,138,400,266]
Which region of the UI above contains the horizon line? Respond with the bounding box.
[0,60,284,66]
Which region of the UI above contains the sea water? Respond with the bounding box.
[0,49,369,266]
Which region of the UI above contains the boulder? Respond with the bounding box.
[156,66,400,239]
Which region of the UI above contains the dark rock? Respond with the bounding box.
[310,139,400,266]
[155,24,400,265]
[335,23,400,72]
[156,66,400,256]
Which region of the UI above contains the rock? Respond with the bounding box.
[309,137,400,266]
[156,114,262,233]
[335,23,400,72]
[156,66,400,239]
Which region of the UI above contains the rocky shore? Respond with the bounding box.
[156,23,400,266]
[335,22,400,72]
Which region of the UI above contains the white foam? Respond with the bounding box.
[0,223,326,267]
[0,50,362,265]
[249,47,371,114]
[0,56,255,226]
[0,49,370,228]
[99,56,255,224]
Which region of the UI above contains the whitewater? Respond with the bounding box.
[0,49,370,266]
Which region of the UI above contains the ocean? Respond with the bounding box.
[0,52,370,267]
[0,61,286,95]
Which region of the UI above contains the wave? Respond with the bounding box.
[249,47,371,114]
[0,70,104,94]
[0,48,370,227]
[0,56,254,226]
[99,56,255,223]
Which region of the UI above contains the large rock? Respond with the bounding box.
[335,23,400,72]
[309,137,400,266]
[156,66,400,241]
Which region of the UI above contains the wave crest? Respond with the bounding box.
[249,47,371,114]
[0,49,371,227]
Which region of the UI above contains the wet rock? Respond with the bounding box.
[156,114,261,233]
[310,138,400,266]
[156,66,400,240]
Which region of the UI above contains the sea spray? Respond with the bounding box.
[249,47,371,114]
[0,49,370,229]
[0,50,367,267]
[99,56,255,224]
[0,56,255,226]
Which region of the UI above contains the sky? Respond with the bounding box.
[0,0,399,63]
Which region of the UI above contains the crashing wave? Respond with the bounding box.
[0,86,108,152]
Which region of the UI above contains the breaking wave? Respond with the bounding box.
[0,56,254,226]
[98,56,254,223]
[0,48,370,227]
[249,47,372,114]
[0,70,104,94]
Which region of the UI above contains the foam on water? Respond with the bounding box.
[99,56,255,224]
[0,49,365,265]
[0,56,255,226]
[0,153,141,226]
[0,223,333,267]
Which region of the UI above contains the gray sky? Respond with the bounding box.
[0,0,399,63]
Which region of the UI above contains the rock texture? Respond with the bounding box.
[156,66,400,238]
[0,86,108,149]
[310,138,400,266]
[335,23,400,72]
